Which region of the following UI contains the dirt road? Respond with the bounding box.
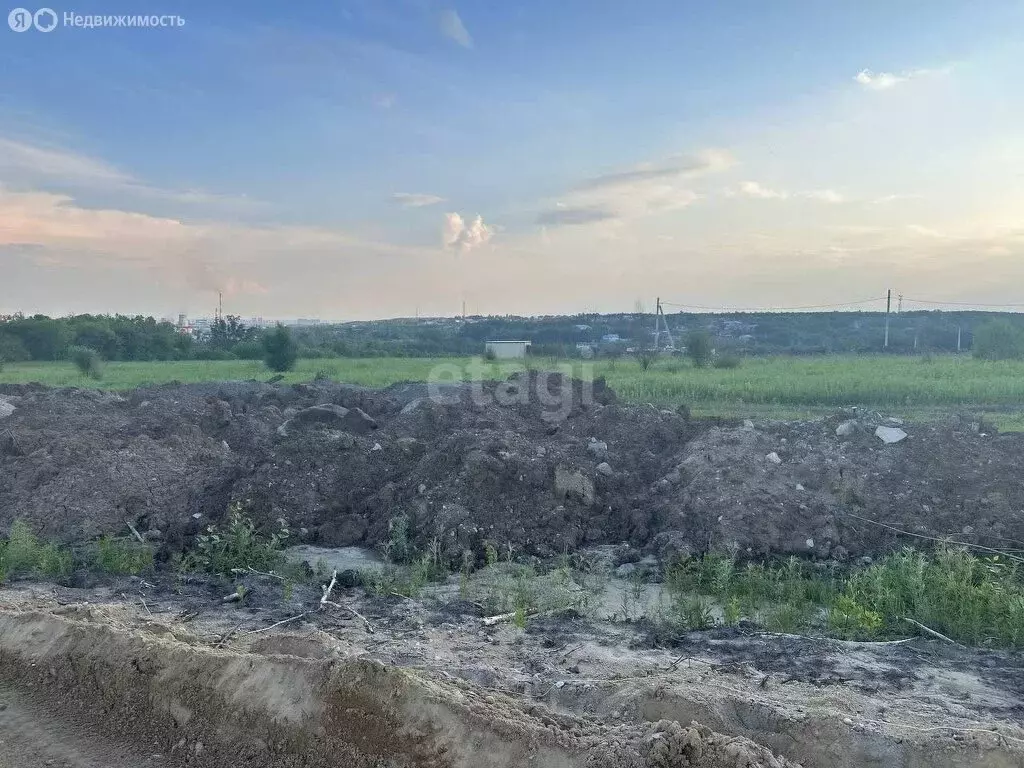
[0,687,178,768]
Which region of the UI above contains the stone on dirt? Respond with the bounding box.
[835,420,858,437]
[875,426,908,444]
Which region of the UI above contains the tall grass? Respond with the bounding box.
[664,547,1024,647]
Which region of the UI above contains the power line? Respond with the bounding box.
[902,297,1024,308]
[660,296,887,312]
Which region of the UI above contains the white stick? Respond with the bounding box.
[238,612,312,637]
[231,567,285,581]
[125,520,145,544]
[320,570,338,606]
[482,611,519,626]
[902,617,958,645]
[322,600,374,634]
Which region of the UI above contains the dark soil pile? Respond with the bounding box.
[2,376,1022,564]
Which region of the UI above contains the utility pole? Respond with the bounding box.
[884,289,891,350]
[897,294,903,314]
[653,297,675,351]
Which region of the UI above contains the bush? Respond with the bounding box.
[231,340,265,360]
[193,347,238,361]
[264,324,298,373]
[685,331,713,368]
[67,345,102,379]
[0,521,73,580]
[93,536,153,575]
[184,503,291,576]
[712,354,742,369]
[973,319,1024,361]
[636,350,658,371]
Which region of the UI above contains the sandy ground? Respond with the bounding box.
[1,567,1022,768]
[0,686,178,768]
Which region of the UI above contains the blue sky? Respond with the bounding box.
[1,0,1022,318]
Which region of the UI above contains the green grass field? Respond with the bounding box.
[3,354,1023,429]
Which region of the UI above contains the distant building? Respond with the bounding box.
[601,333,621,343]
[485,340,531,359]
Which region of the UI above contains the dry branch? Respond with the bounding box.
[902,617,958,645]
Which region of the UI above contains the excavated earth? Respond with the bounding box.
[1,375,1023,563]
[2,374,1024,766]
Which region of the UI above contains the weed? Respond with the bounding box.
[93,536,154,575]
[0,521,73,580]
[183,503,290,576]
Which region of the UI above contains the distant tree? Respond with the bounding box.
[973,319,1024,361]
[685,331,713,368]
[263,324,298,372]
[67,345,102,379]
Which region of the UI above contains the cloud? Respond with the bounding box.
[853,67,945,91]
[576,149,736,192]
[373,93,397,109]
[439,8,472,48]
[0,136,262,213]
[443,212,493,252]
[804,189,845,203]
[536,205,618,226]
[0,137,131,185]
[393,192,446,208]
[734,180,788,199]
[536,149,730,228]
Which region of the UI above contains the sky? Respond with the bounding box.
[1,0,1023,320]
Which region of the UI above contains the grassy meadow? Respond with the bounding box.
[2,354,1024,429]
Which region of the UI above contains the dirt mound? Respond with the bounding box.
[2,379,1024,563]
[0,607,797,767]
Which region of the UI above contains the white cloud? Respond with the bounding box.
[734,180,788,199]
[0,137,131,185]
[0,136,261,211]
[439,8,472,48]
[804,189,845,203]
[536,149,732,226]
[393,192,446,208]
[443,212,493,252]
[853,67,946,91]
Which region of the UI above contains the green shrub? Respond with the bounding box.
[973,319,1024,361]
[184,503,291,576]
[264,324,298,373]
[685,331,713,368]
[231,340,265,360]
[712,354,742,369]
[0,521,73,580]
[93,536,154,575]
[663,547,1024,647]
[67,345,102,378]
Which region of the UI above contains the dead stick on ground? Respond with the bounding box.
[322,600,375,634]
[319,570,374,633]
[215,620,248,648]
[320,570,338,607]
[239,612,312,638]
[139,597,152,617]
[231,567,285,581]
[124,520,145,544]
[902,617,958,645]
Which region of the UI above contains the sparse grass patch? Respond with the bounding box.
[93,536,154,575]
[663,547,1024,647]
[0,521,73,580]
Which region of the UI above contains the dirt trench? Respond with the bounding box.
[0,607,796,768]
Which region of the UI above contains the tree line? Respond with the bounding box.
[2,310,1023,365]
